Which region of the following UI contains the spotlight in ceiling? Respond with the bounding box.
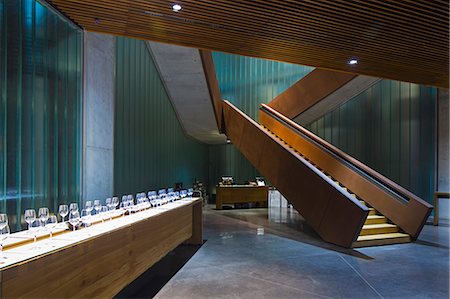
[172,4,182,12]
[348,59,358,65]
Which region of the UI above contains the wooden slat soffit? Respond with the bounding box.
[49,0,449,88]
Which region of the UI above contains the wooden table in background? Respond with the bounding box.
[216,185,269,209]
[434,191,450,226]
[0,198,202,298]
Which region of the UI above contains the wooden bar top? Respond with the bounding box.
[0,198,203,298]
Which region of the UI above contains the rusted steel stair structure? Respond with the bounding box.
[259,104,432,247]
[201,50,432,248]
[221,100,431,247]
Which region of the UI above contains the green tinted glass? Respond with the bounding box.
[114,37,208,196]
[308,80,436,203]
[0,0,82,231]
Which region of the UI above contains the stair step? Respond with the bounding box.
[365,215,387,224]
[360,223,398,236]
[353,233,411,248]
[368,208,377,215]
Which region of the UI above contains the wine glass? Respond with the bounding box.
[105,198,113,219]
[106,197,112,208]
[24,209,36,231]
[0,224,10,261]
[38,207,49,227]
[69,203,78,214]
[99,206,108,222]
[0,214,8,230]
[143,197,150,209]
[58,205,68,222]
[30,219,42,248]
[85,201,93,216]
[119,201,127,217]
[127,195,134,207]
[93,200,101,215]
[112,197,119,210]
[80,209,90,228]
[69,211,80,232]
[46,215,58,239]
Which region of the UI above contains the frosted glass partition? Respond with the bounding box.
[0,0,82,231]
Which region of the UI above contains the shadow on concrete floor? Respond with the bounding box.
[115,243,203,298]
[214,207,375,260]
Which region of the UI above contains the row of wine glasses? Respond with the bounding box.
[22,209,60,248]
[8,188,195,245]
[0,214,9,260]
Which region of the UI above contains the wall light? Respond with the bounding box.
[348,59,358,65]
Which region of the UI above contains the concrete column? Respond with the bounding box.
[438,89,449,191]
[437,89,449,223]
[82,32,115,203]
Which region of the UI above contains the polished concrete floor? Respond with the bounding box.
[124,205,449,299]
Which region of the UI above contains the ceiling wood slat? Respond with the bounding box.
[49,0,449,88]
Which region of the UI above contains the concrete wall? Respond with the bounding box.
[82,32,115,203]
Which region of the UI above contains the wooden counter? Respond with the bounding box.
[0,198,202,298]
[216,185,269,209]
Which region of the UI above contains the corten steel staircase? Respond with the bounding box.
[221,100,432,248]
[200,50,432,248]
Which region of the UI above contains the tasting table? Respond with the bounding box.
[0,198,202,298]
[216,185,269,209]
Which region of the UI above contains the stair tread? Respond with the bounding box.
[356,232,410,241]
[367,215,385,219]
[362,223,397,229]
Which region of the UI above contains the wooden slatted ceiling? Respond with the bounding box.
[49,0,449,88]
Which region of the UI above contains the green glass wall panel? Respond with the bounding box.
[209,52,313,189]
[307,80,436,203]
[114,37,208,196]
[0,0,82,231]
[212,52,314,121]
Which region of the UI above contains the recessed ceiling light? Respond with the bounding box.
[348,59,358,65]
[172,4,182,12]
